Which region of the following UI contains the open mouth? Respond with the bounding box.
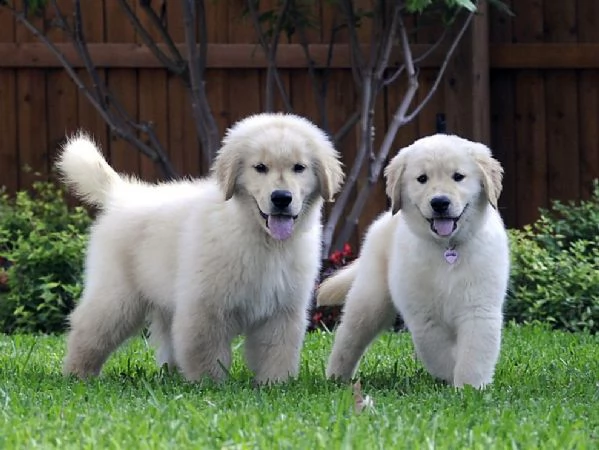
[426,204,469,237]
[259,209,298,241]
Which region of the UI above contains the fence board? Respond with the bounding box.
[577,0,599,198]
[0,7,17,192]
[0,70,18,192]
[512,0,547,226]
[490,71,517,227]
[76,0,108,162]
[17,70,48,187]
[514,71,547,226]
[105,2,140,177]
[138,69,168,182]
[46,69,78,166]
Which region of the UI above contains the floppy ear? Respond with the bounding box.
[384,150,407,215]
[475,150,504,209]
[313,145,344,202]
[212,144,242,200]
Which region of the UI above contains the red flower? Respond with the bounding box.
[329,251,342,265]
[342,243,352,257]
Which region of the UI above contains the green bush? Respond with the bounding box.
[506,180,599,333]
[0,181,91,334]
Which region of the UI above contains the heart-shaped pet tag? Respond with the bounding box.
[444,249,458,264]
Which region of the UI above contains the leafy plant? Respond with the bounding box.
[0,181,91,333]
[506,181,599,333]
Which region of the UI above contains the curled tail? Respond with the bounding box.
[55,131,122,208]
[317,260,359,306]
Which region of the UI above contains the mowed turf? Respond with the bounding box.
[0,324,597,449]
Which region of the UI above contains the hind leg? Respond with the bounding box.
[63,282,146,378]
[148,308,176,370]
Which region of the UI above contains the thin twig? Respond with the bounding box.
[338,0,364,87]
[181,0,219,168]
[333,111,360,146]
[405,10,475,122]
[246,0,292,112]
[196,0,220,164]
[116,0,183,75]
[139,0,185,65]
[292,0,327,126]
[375,1,402,84]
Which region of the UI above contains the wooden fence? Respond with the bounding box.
[0,0,597,246]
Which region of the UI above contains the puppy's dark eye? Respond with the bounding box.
[254,163,268,174]
[293,164,306,173]
[453,172,465,182]
[417,174,428,184]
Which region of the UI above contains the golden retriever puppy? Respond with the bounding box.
[58,113,343,384]
[318,134,509,389]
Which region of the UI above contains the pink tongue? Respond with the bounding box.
[433,218,454,237]
[267,215,294,240]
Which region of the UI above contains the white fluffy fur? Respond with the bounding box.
[318,134,509,389]
[59,113,343,384]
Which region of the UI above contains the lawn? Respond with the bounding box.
[0,324,597,449]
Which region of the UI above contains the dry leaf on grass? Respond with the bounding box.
[352,381,374,414]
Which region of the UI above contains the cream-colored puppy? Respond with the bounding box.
[58,113,343,384]
[318,134,509,389]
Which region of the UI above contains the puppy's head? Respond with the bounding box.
[213,113,344,241]
[385,134,503,240]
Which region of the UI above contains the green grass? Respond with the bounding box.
[0,324,597,449]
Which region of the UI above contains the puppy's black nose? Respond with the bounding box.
[430,195,451,213]
[271,190,292,209]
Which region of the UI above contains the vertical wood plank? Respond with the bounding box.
[490,70,517,227]
[136,0,170,181]
[444,3,490,144]
[577,0,599,198]
[76,0,109,159]
[489,0,513,44]
[105,0,140,177]
[489,0,516,226]
[204,0,230,172]
[0,7,17,192]
[46,0,78,173]
[228,1,261,126]
[138,69,168,182]
[514,71,546,226]
[17,71,48,187]
[544,1,579,202]
[325,70,358,249]
[513,0,547,226]
[14,0,48,188]
[416,69,444,136]
[165,0,201,177]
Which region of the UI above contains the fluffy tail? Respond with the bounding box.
[316,261,359,306]
[55,132,122,208]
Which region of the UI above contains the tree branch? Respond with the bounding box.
[405,10,475,122]
[9,3,177,179]
[292,1,327,129]
[116,0,184,76]
[181,0,219,170]
[246,0,292,112]
[338,0,364,87]
[331,8,477,251]
[139,0,185,65]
